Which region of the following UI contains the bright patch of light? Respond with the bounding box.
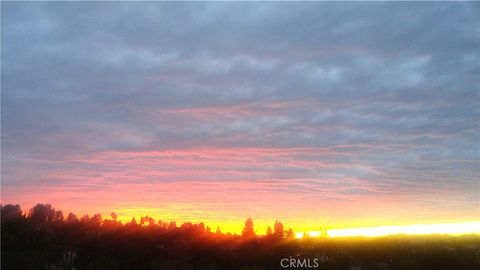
[295,222,480,238]
[295,232,305,238]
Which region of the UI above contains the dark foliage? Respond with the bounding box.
[2,204,479,270]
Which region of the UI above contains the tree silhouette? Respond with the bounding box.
[273,220,284,239]
[140,216,155,226]
[128,217,138,226]
[54,210,64,222]
[90,213,102,225]
[266,226,272,236]
[1,204,23,221]
[66,212,78,223]
[286,228,295,239]
[241,217,255,238]
[199,222,205,230]
[2,203,474,270]
[29,203,55,224]
[168,221,176,230]
[80,214,90,223]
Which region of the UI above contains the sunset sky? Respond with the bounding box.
[2,2,479,234]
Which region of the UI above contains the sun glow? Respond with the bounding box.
[295,222,480,238]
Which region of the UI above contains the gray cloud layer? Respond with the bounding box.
[2,2,479,218]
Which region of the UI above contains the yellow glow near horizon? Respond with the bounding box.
[92,207,480,238]
[295,222,480,238]
[112,208,479,238]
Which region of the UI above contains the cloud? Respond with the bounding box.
[2,2,479,225]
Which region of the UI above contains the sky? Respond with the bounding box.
[2,2,479,234]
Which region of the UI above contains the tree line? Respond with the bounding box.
[1,203,294,238]
[2,203,478,270]
[1,203,296,270]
